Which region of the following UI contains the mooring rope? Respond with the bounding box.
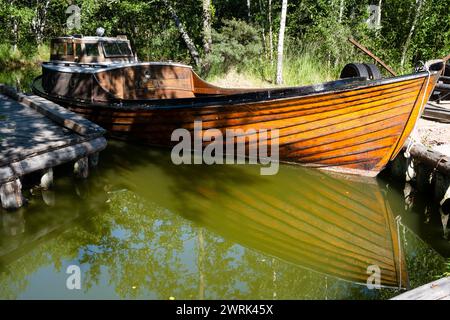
[404,62,432,159]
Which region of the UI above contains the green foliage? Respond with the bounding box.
[205,19,262,76]
[444,260,450,277]
[0,0,448,83]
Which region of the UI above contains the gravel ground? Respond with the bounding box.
[416,118,450,156]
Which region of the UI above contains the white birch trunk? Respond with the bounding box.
[163,0,201,67]
[276,0,288,85]
[401,0,424,68]
[202,0,212,56]
[269,0,274,65]
[339,0,344,23]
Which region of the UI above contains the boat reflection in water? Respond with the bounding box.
[0,144,412,298]
[108,144,409,290]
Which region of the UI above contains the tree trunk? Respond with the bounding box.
[202,0,212,56]
[31,0,51,45]
[377,0,382,27]
[269,0,274,65]
[400,0,424,68]
[247,0,251,19]
[163,0,201,67]
[339,0,344,23]
[12,19,18,52]
[276,0,288,85]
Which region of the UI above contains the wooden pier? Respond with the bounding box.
[423,101,450,123]
[0,84,107,210]
[391,277,450,300]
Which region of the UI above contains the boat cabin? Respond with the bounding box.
[50,35,136,64]
[39,34,250,102]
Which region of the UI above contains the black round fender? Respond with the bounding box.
[340,63,382,80]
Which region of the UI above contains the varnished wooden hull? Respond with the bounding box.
[33,68,440,176]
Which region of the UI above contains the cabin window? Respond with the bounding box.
[67,43,74,56]
[85,43,99,56]
[118,42,132,56]
[52,43,65,56]
[103,42,132,57]
[103,42,121,56]
[75,44,82,57]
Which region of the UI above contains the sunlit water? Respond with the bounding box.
[0,69,448,300]
[0,141,447,300]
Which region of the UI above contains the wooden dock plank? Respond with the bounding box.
[391,277,450,300]
[0,94,83,165]
[0,84,105,137]
[0,84,107,209]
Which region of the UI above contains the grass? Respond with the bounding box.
[206,48,340,89]
[0,43,49,70]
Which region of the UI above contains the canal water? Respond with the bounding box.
[0,70,448,299]
[0,141,448,300]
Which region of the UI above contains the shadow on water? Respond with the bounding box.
[0,140,447,299]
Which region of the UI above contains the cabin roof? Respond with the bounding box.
[53,36,129,42]
[42,61,193,73]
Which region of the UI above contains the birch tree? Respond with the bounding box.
[163,0,201,67]
[269,0,274,65]
[338,0,344,23]
[31,0,50,45]
[202,0,212,56]
[276,0,288,85]
[401,0,424,68]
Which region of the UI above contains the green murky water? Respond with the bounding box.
[0,67,40,93]
[0,141,448,300]
[0,69,448,300]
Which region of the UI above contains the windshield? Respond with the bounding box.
[103,42,132,57]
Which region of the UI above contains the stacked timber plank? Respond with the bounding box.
[391,277,450,300]
[0,84,107,210]
[423,101,450,123]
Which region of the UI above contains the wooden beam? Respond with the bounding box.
[348,38,397,77]
[40,168,54,190]
[407,142,450,177]
[0,137,107,185]
[74,157,89,179]
[391,277,450,300]
[0,179,24,210]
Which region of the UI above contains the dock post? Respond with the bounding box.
[0,179,24,210]
[42,190,55,206]
[89,152,99,168]
[74,157,89,179]
[40,168,54,190]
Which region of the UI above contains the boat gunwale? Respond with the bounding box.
[33,70,434,112]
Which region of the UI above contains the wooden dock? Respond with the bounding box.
[423,101,450,123]
[391,277,450,300]
[0,84,107,210]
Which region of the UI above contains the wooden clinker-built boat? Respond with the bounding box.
[32,34,444,176]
